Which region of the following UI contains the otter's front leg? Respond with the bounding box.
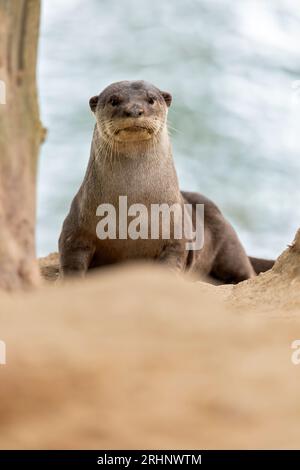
[158,240,187,273]
[59,235,95,278]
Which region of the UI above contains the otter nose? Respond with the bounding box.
[124,104,144,118]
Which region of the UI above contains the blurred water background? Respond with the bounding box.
[37,0,300,258]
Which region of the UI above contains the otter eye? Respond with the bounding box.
[148,96,156,105]
[109,96,121,107]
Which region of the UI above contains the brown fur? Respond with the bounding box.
[59,80,271,284]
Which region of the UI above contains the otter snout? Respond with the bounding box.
[90,80,173,143]
[123,103,144,118]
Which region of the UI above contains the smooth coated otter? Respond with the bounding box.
[59,80,274,283]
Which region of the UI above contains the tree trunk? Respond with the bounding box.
[0,0,42,289]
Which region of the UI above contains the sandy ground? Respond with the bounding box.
[0,230,299,449]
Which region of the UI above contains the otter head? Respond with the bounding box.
[89,80,172,143]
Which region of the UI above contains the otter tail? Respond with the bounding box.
[249,256,275,274]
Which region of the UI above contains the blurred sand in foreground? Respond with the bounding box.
[0,230,300,449]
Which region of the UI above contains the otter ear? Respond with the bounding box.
[89,95,99,112]
[161,91,172,107]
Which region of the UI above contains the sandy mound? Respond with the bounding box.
[229,229,300,313]
[0,230,299,449]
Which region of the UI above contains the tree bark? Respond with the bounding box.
[0,0,42,289]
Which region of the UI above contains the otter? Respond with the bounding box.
[59,80,274,283]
